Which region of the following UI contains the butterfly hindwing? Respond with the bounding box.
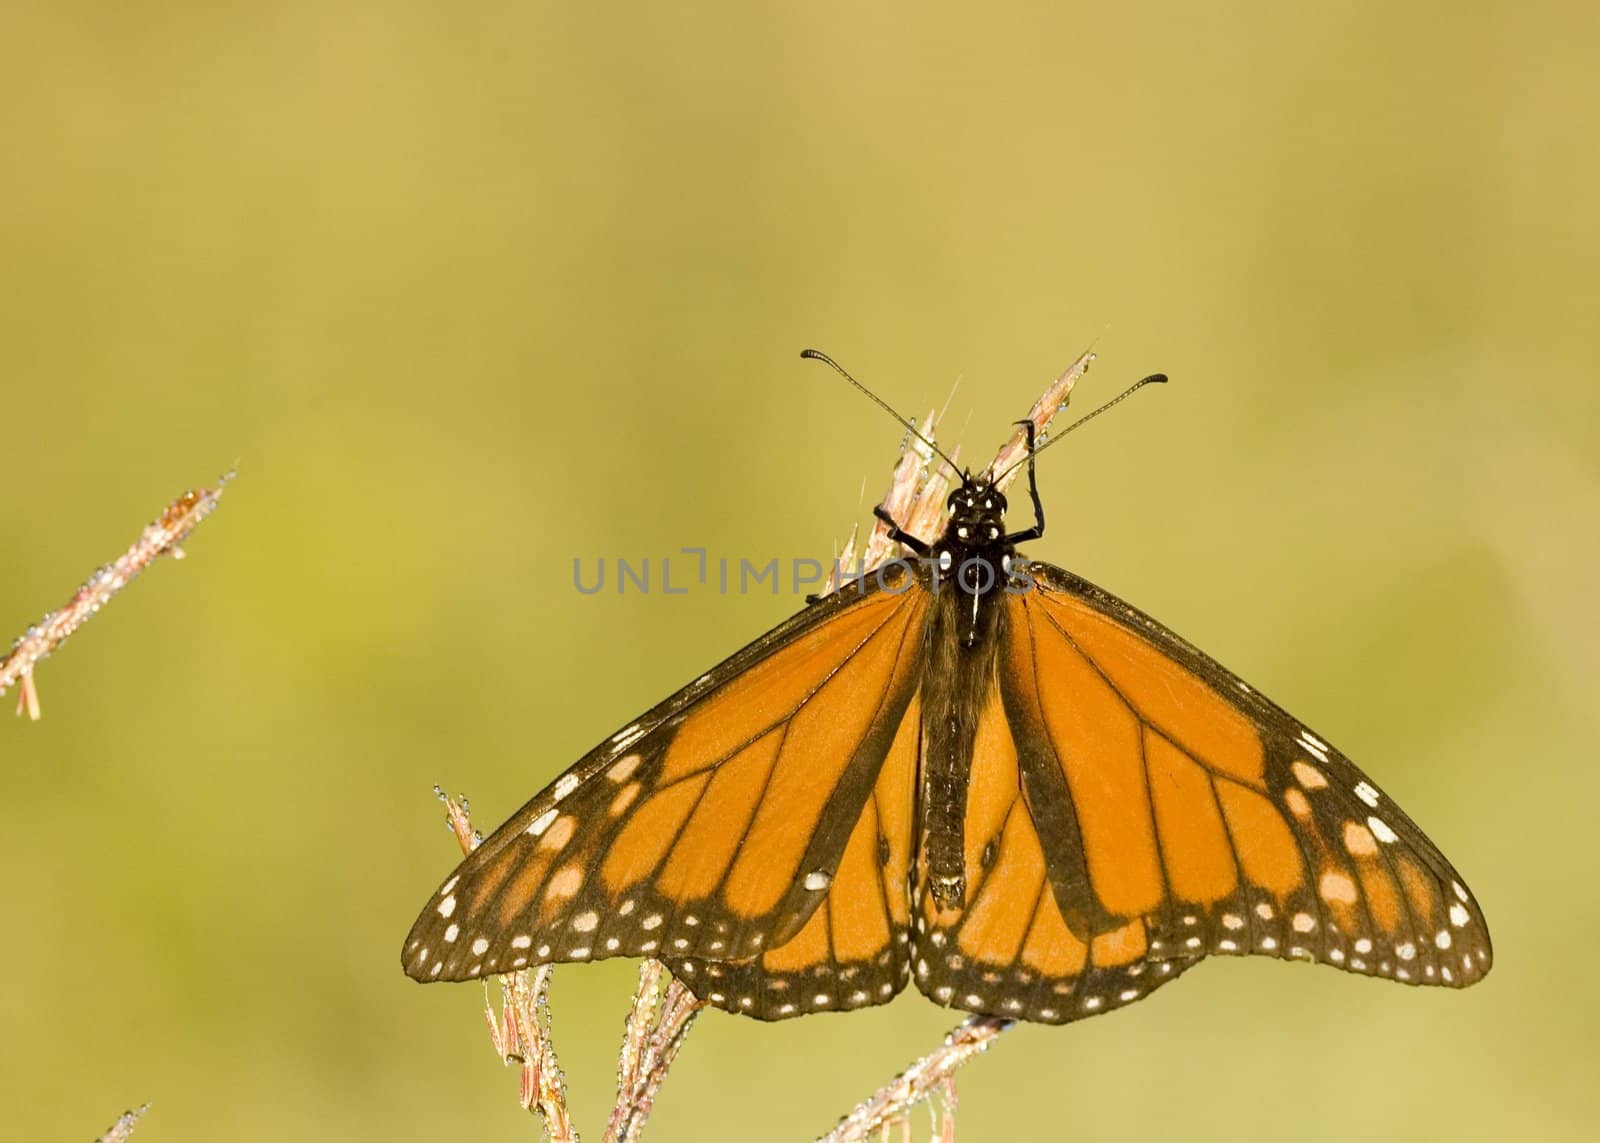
[666,692,921,1019]
[1007,561,1492,989]
[911,681,1203,1022]
[402,579,928,984]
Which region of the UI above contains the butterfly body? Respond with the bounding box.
[404,418,1491,1025]
[911,479,1020,911]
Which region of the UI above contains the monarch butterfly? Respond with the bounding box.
[402,352,1491,1024]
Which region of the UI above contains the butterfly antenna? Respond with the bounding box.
[801,349,962,475]
[994,373,1168,484]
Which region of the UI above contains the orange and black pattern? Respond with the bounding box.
[404,579,929,1017]
[404,475,1491,1024]
[907,565,1490,1023]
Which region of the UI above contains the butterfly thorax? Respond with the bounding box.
[919,478,1017,911]
[929,479,1014,642]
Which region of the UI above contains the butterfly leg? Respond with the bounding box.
[1003,420,1045,544]
[807,505,930,602]
[874,504,931,556]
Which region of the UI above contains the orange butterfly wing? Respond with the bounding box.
[912,563,1491,1023]
[1000,562,1489,1003]
[669,691,920,1018]
[911,681,1203,1022]
[402,578,927,990]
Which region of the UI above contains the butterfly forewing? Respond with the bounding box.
[402,579,927,984]
[1013,563,1492,989]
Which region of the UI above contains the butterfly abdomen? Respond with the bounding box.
[919,491,1012,911]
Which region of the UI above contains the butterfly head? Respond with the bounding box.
[943,480,1008,548]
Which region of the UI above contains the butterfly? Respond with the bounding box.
[402,352,1491,1025]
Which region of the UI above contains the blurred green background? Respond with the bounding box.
[2,2,1595,1140]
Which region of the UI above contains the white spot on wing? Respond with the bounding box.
[615,723,647,751]
[1299,729,1329,755]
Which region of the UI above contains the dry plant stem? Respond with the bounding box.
[441,791,578,1142]
[441,788,708,1142]
[983,349,1095,490]
[96,1104,149,1143]
[607,961,670,1141]
[1,474,231,719]
[938,1075,958,1143]
[825,409,938,595]
[816,1017,1014,1143]
[604,961,706,1143]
